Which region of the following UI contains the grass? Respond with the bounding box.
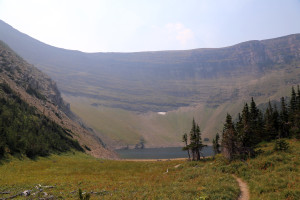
[0,139,299,199]
[63,95,225,147]
[214,139,300,200]
[0,152,239,200]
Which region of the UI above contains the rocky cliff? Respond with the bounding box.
[0,40,117,159]
[1,20,300,112]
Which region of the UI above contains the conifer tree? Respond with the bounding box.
[182,119,205,161]
[221,114,238,160]
[272,104,280,138]
[264,101,276,140]
[250,97,259,123]
[195,124,204,160]
[220,86,300,160]
[289,86,297,125]
[297,85,300,110]
[189,118,197,160]
[291,86,297,110]
[212,132,220,156]
[279,97,289,138]
[182,133,190,159]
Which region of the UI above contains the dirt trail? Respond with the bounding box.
[233,175,250,200]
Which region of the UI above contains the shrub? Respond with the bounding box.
[78,189,90,200]
[274,139,289,151]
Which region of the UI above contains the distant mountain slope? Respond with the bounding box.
[1,19,300,148]
[1,19,300,112]
[0,40,117,158]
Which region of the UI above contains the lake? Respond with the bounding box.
[116,146,214,159]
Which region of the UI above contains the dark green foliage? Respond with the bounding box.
[274,139,289,151]
[26,86,46,100]
[78,189,91,200]
[182,119,206,161]
[221,86,300,161]
[212,132,220,156]
[134,138,145,149]
[221,114,238,160]
[264,101,277,140]
[279,97,289,138]
[290,86,297,113]
[182,132,190,159]
[84,145,91,151]
[0,82,83,159]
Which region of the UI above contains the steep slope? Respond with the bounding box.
[0,40,117,158]
[1,19,300,148]
[1,20,300,111]
[0,81,84,158]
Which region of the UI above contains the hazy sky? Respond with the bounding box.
[0,0,300,52]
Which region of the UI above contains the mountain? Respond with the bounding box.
[0,40,117,158]
[1,19,300,148]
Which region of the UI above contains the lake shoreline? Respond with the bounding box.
[116,146,213,160]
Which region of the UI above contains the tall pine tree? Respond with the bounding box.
[221,114,238,160]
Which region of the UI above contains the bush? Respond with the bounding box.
[274,139,289,151]
[78,189,90,200]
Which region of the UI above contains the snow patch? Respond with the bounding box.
[157,112,166,115]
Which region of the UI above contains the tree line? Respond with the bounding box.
[0,82,83,159]
[218,86,300,160]
[183,86,300,161]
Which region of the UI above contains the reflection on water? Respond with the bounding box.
[116,146,213,159]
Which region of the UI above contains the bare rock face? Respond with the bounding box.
[1,19,300,112]
[0,41,118,159]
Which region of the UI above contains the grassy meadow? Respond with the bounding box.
[215,139,300,200]
[0,139,299,199]
[0,153,239,200]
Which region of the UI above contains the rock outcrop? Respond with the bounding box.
[0,40,117,159]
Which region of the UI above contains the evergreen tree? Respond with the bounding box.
[182,119,205,161]
[250,97,259,122]
[221,114,238,160]
[182,133,190,159]
[212,132,220,156]
[240,103,250,143]
[289,86,297,125]
[220,86,300,161]
[297,85,300,110]
[264,101,277,140]
[273,104,280,138]
[279,97,289,138]
[195,124,204,160]
[189,118,197,160]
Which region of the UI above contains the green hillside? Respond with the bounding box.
[0,82,83,159]
[0,139,298,199]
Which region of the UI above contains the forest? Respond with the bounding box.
[219,86,300,160]
[183,86,300,161]
[0,82,83,159]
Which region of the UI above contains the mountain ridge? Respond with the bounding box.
[1,19,300,148]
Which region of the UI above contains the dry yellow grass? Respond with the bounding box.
[0,152,239,199]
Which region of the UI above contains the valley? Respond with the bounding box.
[1,20,300,148]
[63,62,299,148]
[1,1,300,199]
